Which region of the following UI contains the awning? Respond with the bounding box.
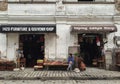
[71,25,117,33]
[0,24,56,33]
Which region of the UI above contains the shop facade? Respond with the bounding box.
[0,24,57,67]
[0,0,120,69]
[70,25,117,67]
[1,24,118,69]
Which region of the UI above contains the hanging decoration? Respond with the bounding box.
[39,36,44,42]
[96,36,100,46]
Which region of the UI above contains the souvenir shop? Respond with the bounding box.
[71,25,117,67]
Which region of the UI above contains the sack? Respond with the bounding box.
[80,61,86,71]
[73,68,80,73]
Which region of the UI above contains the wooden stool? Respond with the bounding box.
[34,65,43,71]
[92,59,98,67]
[20,58,26,67]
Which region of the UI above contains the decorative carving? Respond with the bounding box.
[56,0,65,15]
[56,0,65,12]
[0,0,8,11]
[115,0,120,11]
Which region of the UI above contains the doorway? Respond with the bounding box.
[19,34,44,67]
[78,33,103,66]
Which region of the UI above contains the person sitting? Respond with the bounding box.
[67,53,74,71]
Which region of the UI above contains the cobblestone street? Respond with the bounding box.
[0,68,119,80]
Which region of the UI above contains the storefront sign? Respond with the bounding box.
[71,25,117,33]
[0,24,56,33]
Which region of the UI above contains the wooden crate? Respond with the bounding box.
[0,62,6,71]
[6,61,16,71]
[0,65,6,71]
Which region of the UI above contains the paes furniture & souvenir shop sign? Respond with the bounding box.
[0,24,56,33]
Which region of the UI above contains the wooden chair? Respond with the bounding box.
[20,58,26,67]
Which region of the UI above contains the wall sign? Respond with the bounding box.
[0,24,56,33]
[71,25,117,33]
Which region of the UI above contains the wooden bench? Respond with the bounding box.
[44,63,68,70]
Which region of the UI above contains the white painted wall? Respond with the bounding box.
[56,24,77,59]
[66,4,115,15]
[105,24,120,49]
[7,33,19,60]
[8,4,116,16]
[106,33,116,49]
[8,4,56,15]
[45,33,56,59]
[105,50,113,70]
[0,33,7,57]
[115,24,120,36]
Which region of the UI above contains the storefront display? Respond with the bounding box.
[19,34,45,67]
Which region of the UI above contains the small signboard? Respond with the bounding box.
[71,25,117,33]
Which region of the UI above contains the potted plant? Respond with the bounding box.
[74,52,79,68]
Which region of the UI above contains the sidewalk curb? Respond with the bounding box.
[0,77,120,80]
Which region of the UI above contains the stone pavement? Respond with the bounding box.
[0,68,119,80]
[0,80,120,84]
